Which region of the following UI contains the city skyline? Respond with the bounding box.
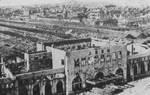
[0,0,150,7]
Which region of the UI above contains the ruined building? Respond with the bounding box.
[0,38,127,95]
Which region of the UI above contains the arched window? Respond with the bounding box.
[18,80,28,95]
[72,75,82,92]
[45,81,52,95]
[115,68,124,76]
[94,72,104,80]
[0,84,8,95]
[115,68,124,85]
[56,81,63,94]
[33,84,40,95]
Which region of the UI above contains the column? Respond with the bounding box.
[50,79,55,94]
[144,61,148,73]
[40,80,46,95]
[29,84,34,95]
[136,63,139,74]
[65,56,69,95]
[28,79,34,95]
[14,80,19,95]
[130,62,134,81]
[123,67,127,81]
[26,84,30,95]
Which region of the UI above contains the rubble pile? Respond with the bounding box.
[118,77,150,95]
[79,84,118,95]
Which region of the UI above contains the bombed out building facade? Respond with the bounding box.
[0,38,127,95]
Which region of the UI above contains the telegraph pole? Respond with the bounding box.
[131,40,134,55]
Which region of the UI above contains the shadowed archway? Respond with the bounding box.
[72,75,82,92]
[18,80,28,95]
[94,72,104,80]
[116,68,124,76]
[141,62,146,74]
[45,81,52,95]
[56,81,63,94]
[33,84,40,95]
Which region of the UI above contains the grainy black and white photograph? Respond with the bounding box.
[0,0,150,95]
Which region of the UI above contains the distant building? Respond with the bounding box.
[22,7,30,16]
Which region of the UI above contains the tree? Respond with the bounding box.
[77,13,88,23]
[95,20,100,27]
[57,14,63,21]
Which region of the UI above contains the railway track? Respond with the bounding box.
[0,18,131,32]
[0,30,39,42]
[0,19,72,39]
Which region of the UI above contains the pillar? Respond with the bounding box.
[51,80,56,94]
[28,79,35,95]
[23,81,33,95]
[130,62,134,81]
[29,84,34,95]
[14,80,19,95]
[136,63,139,74]
[65,56,69,95]
[39,80,46,95]
[26,85,30,95]
[66,76,74,94]
[144,61,148,73]
[123,67,127,81]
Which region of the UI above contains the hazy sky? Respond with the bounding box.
[0,0,149,7]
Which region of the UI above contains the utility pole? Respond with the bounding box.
[1,56,5,76]
[131,40,134,55]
